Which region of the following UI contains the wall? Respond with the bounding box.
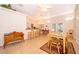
[75,5,79,45]
[27,16,48,29]
[49,13,74,35]
[27,13,74,37]
[0,7,27,46]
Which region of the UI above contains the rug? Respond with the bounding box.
[40,42,76,54]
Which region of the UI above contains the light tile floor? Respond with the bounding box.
[0,35,79,54]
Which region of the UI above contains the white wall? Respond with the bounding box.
[27,16,48,29]
[75,5,79,45]
[27,13,74,37]
[0,7,28,46]
[49,13,74,36]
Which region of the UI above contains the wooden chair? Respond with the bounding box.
[63,35,68,54]
[49,37,61,53]
[66,32,73,40]
[33,30,36,38]
[37,29,40,37]
[35,30,38,37]
[28,31,33,39]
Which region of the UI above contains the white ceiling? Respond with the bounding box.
[11,4,76,19]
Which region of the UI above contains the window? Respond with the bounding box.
[57,23,63,32]
[52,23,63,32]
[52,24,56,32]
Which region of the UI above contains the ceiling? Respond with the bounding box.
[11,4,76,19]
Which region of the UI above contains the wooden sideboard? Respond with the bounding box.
[4,31,24,48]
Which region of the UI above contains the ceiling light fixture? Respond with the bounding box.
[38,4,51,11]
[47,20,50,23]
[65,17,74,20]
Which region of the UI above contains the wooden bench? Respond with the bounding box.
[4,31,24,48]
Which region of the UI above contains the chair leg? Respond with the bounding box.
[48,41,50,47]
[49,43,52,53]
[57,45,60,54]
[3,44,6,49]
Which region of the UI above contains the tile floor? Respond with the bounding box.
[0,35,79,54]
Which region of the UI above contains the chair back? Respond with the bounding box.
[51,37,60,44]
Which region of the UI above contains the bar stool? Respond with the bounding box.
[33,30,36,38]
[28,31,33,39]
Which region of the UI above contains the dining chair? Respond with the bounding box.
[49,37,61,53]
